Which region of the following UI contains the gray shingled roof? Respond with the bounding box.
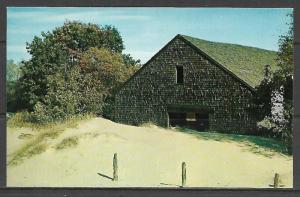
[181,35,278,88]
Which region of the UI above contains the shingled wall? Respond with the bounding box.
[114,36,258,134]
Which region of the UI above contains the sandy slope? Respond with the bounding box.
[7,117,293,188]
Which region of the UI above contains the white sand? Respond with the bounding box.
[7,117,293,188]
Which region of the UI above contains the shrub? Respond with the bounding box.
[257,107,293,154]
[272,102,293,154]
[256,117,277,137]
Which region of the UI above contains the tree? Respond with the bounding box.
[19,21,125,111]
[16,21,140,123]
[7,60,20,82]
[122,54,142,68]
[7,60,22,112]
[254,64,273,120]
[30,47,135,123]
[255,14,293,153]
[276,14,293,76]
[80,48,136,92]
[79,47,137,118]
[31,66,82,123]
[272,14,293,153]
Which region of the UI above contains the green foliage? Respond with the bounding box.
[7,81,19,112]
[8,142,48,166]
[80,47,131,94]
[19,21,125,111]
[7,60,22,112]
[79,47,137,119]
[276,14,293,76]
[28,47,136,123]
[273,101,293,153]
[30,66,82,123]
[254,65,273,119]
[7,111,94,129]
[254,14,293,154]
[15,21,138,123]
[271,14,293,154]
[7,60,21,82]
[7,111,33,128]
[102,96,115,120]
[7,113,94,166]
[182,35,278,88]
[122,53,141,67]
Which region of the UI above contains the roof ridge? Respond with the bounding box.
[177,35,255,92]
[115,34,277,94]
[178,34,277,88]
[179,34,277,52]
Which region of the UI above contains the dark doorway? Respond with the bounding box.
[169,112,187,127]
[168,112,209,131]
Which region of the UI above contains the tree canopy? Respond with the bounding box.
[7,60,20,82]
[255,14,293,153]
[7,60,22,112]
[17,21,139,123]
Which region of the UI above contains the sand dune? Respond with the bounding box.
[7,117,292,188]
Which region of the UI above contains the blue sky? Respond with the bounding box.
[7,7,293,63]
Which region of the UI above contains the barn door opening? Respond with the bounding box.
[195,112,209,131]
[168,111,209,131]
[168,112,186,128]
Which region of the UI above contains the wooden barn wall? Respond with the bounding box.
[114,38,258,134]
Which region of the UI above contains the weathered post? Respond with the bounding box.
[113,153,118,181]
[181,162,186,187]
[274,173,279,188]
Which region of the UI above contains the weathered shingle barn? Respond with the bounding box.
[114,34,277,134]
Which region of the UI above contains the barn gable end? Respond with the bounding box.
[114,35,265,134]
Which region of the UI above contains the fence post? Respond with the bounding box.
[274,173,279,188]
[182,162,186,187]
[113,153,118,181]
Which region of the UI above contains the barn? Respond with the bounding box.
[114,34,277,134]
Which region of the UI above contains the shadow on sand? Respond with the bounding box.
[174,127,289,157]
[98,173,113,181]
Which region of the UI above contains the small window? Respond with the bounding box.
[176,66,184,84]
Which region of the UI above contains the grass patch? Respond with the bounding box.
[174,127,289,157]
[7,112,95,130]
[8,142,48,166]
[7,113,95,166]
[56,136,79,150]
[27,143,48,156]
[7,111,34,128]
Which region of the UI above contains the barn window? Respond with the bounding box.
[176,66,184,84]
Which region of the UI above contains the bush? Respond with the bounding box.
[102,96,115,120]
[256,117,277,137]
[257,108,293,155]
[273,103,293,154]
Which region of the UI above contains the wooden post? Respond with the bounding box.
[113,153,118,181]
[274,173,279,188]
[181,162,186,187]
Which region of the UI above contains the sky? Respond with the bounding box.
[7,7,293,63]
